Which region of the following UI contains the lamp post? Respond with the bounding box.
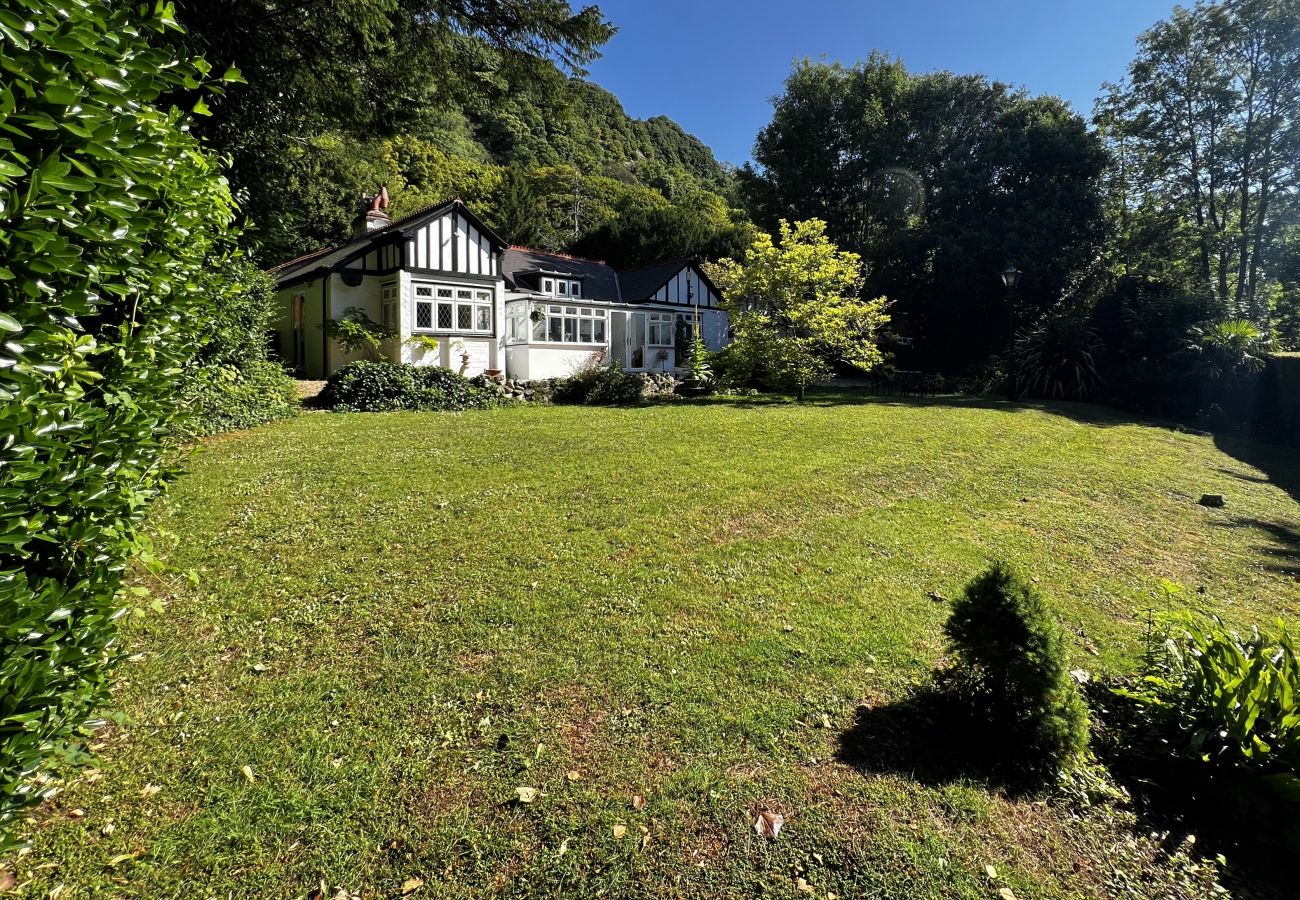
[1001,265,1022,400]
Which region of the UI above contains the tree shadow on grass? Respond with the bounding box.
[833,684,1046,797]
[1214,434,1300,507]
[697,386,1194,431]
[1213,517,1300,580]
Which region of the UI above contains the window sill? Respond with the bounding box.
[411,330,495,338]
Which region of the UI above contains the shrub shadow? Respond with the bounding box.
[834,684,1045,796]
[1213,433,1300,507]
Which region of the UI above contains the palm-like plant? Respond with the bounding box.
[1185,319,1268,380]
[1015,317,1105,400]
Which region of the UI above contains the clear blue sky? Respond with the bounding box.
[584,0,1178,166]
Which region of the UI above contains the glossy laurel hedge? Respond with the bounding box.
[321,361,498,412]
[0,1,236,847]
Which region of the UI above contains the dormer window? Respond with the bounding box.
[538,276,582,297]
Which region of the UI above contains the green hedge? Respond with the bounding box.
[1269,354,1300,445]
[0,1,236,847]
[181,261,298,436]
[183,360,300,436]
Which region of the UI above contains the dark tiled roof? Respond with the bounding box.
[616,258,694,302]
[502,246,622,301]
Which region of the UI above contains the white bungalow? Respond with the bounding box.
[269,193,729,381]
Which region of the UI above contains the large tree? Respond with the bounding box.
[741,56,1108,375]
[1097,0,1300,322]
[167,1,616,261]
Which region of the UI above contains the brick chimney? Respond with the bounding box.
[351,186,391,238]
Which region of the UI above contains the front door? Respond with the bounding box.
[291,294,306,371]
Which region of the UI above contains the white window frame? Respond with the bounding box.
[380,281,398,333]
[412,281,493,335]
[535,304,606,345]
[648,312,674,346]
[539,277,583,298]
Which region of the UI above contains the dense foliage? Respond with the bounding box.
[0,0,236,846]
[181,261,298,435]
[1092,610,1300,854]
[321,362,497,412]
[1122,613,1299,777]
[741,56,1107,377]
[551,361,645,405]
[1096,0,1299,322]
[942,564,1090,779]
[708,220,890,399]
[164,3,749,268]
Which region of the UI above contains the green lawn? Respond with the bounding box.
[19,395,1300,898]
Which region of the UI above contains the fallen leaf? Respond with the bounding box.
[999,889,1018,900]
[613,824,627,839]
[67,809,85,819]
[401,877,424,895]
[0,868,14,890]
[557,838,570,857]
[514,786,538,804]
[139,784,161,798]
[985,864,998,879]
[796,877,814,894]
[754,809,784,840]
[566,770,581,782]
[632,794,645,810]
[818,714,832,729]
[241,765,256,783]
[48,886,65,900]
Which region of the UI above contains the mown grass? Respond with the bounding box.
[17,394,1300,898]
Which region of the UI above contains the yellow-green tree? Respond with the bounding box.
[707,220,890,399]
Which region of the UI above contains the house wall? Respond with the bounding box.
[396,272,505,378]
[648,265,722,308]
[699,308,730,350]
[326,271,383,374]
[405,209,498,277]
[517,346,606,380]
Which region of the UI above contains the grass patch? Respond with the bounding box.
[18,393,1299,897]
